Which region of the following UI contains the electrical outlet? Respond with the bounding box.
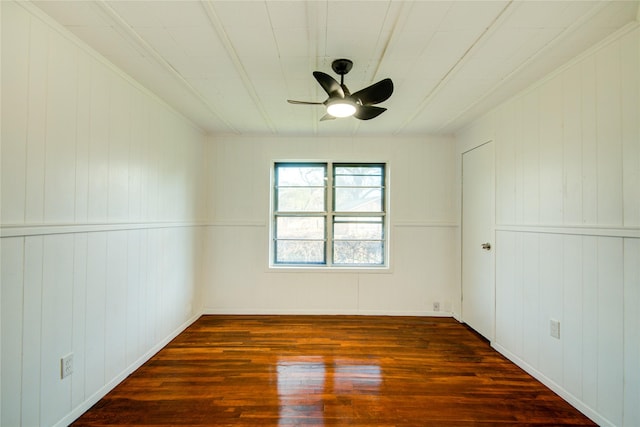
[433,302,440,312]
[61,353,73,379]
[550,319,560,339]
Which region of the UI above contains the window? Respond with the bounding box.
[272,162,387,267]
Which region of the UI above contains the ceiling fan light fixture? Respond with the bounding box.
[326,99,357,118]
[288,59,393,122]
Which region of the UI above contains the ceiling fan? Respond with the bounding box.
[287,59,393,121]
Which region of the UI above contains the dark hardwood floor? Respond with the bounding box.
[73,315,596,426]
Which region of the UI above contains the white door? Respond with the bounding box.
[462,141,495,340]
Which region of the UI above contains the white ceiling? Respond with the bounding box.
[33,0,639,137]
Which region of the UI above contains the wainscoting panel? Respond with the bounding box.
[1,227,205,426]
[495,230,635,427]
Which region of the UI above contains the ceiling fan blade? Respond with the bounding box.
[352,78,394,105]
[313,71,344,98]
[287,100,324,105]
[320,113,336,121]
[354,105,386,120]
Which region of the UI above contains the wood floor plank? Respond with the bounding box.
[73,316,596,426]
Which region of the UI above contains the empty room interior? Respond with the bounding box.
[1,1,639,426]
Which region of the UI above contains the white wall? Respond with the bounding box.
[1,2,207,426]
[457,24,640,427]
[204,135,459,315]
[3,1,636,426]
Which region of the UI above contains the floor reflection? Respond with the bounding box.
[277,356,382,426]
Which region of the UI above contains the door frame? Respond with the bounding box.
[460,140,496,341]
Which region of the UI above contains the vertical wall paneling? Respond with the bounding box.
[595,42,623,226]
[458,25,640,427]
[44,31,78,223]
[147,230,161,342]
[139,229,152,352]
[1,2,206,425]
[75,55,92,224]
[0,1,206,426]
[1,238,25,426]
[84,232,107,398]
[2,229,205,426]
[513,101,524,224]
[0,1,28,223]
[537,234,563,384]
[495,103,517,225]
[72,234,88,408]
[128,97,146,223]
[521,232,540,368]
[581,56,599,225]
[521,90,540,224]
[21,236,44,426]
[155,112,171,221]
[623,238,640,426]
[40,235,75,426]
[25,13,49,224]
[107,77,131,222]
[538,75,564,225]
[562,235,583,398]
[404,145,420,218]
[495,231,518,352]
[126,231,142,366]
[512,233,524,355]
[596,238,624,426]
[620,30,640,227]
[157,229,171,336]
[105,231,128,383]
[581,236,598,409]
[562,65,583,225]
[87,62,110,223]
[143,109,159,221]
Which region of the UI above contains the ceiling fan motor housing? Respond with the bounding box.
[331,59,353,75]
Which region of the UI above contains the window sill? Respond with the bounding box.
[267,265,392,274]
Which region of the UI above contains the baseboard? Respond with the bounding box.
[203,308,454,317]
[53,311,203,427]
[356,310,453,317]
[491,342,615,427]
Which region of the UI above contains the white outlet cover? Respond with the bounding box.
[61,353,73,379]
[550,319,560,339]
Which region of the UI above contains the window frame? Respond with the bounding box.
[271,161,388,269]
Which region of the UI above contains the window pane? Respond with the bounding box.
[334,218,382,240]
[277,188,325,212]
[276,240,325,264]
[277,165,325,186]
[334,188,382,212]
[333,241,383,265]
[334,165,383,186]
[277,217,324,239]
